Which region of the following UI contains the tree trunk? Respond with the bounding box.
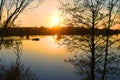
[91,11,95,80]
[0,0,4,22]
[102,1,111,79]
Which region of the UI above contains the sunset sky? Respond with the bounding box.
[16,0,60,27]
[15,0,119,29]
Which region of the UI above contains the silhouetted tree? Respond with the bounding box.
[59,0,107,80]
[59,0,120,80]
[102,0,120,80]
[0,0,43,32]
[0,0,43,48]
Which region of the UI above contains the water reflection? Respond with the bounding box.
[59,34,120,80]
[0,35,80,80]
[1,35,119,80]
[0,36,38,80]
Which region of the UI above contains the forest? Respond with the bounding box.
[0,27,120,36]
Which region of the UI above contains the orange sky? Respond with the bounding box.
[15,0,60,28]
[15,0,119,29]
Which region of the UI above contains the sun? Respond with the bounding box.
[51,15,60,26]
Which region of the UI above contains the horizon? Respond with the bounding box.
[0,0,120,80]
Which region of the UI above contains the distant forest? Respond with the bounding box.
[0,27,120,36]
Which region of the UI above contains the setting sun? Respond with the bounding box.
[51,15,60,26]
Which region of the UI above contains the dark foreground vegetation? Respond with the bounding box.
[0,27,120,36]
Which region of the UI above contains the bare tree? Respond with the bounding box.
[102,0,120,80]
[0,0,43,46]
[5,0,43,28]
[0,0,43,31]
[59,0,106,80]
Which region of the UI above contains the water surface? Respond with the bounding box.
[0,35,120,80]
[0,35,80,80]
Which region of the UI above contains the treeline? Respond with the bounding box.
[0,27,120,36]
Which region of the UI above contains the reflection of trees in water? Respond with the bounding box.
[1,37,14,49]
[60,35,120,80]
[0,37,38,80]
[53,35,65,43]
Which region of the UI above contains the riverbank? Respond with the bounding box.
[0,27,120,36]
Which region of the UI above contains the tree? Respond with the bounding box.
[102,0,120,80]
[59,0,120,80]
[59,0,106,80]
[0,0,43,48]
[0,0,43,31]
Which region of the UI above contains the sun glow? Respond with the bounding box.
[51,15,60,27]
